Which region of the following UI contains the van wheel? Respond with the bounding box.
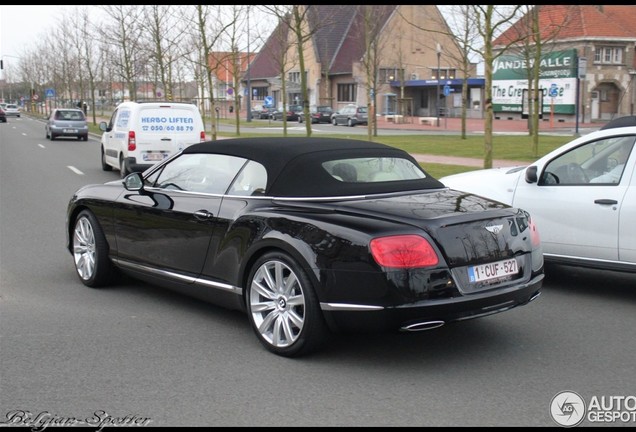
[119,155,129,178]
[101,147,112,171]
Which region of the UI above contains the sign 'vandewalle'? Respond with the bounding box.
[492,49,578,116]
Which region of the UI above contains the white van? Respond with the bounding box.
[99,101,206,177]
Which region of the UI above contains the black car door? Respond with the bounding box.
[112,153,246,277]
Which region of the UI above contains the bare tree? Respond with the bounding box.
[472,5,524,168]
[436,6,482,139]
[263,5,339,136]
[139,5,189,102]
[70,7,101,124]
[497,5,573,157]
[193,4,233,141]
[357,5,395,141]
[100,5,144,101]
[260,6,298,136]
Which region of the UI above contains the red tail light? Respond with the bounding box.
[128,131,136,151]
[528,216,541,247]
[200,131,206,142]
[370,235,439,268]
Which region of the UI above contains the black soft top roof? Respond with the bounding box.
[183,137,444,197]
[600,115,636,130]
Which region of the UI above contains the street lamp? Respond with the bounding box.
[436,43,441,127]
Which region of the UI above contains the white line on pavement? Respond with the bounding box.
[67,166,84,175]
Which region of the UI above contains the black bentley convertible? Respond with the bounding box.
[66,137,543,357]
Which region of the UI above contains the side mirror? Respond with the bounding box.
[123,172,144,191]
[525,166,538,183]
[99,121,109,132]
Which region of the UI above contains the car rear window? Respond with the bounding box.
[56,110,86,120]
[323,157,427,183]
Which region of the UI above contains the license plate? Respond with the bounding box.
[468,258,518,283]
[143,152,166,161]
[63,129,77,133]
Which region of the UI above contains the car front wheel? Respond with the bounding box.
[72,210,115,287]
[332,117,337,126]
[246,251,328,357]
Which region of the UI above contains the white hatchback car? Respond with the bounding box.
[4,103,21,117]
[440,116,636,273]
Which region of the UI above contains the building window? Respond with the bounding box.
[337,84,357,103]
[252,87,268,101]
[594,47,623,64]
[380,68,404,83]
[287,71,308,84]
[431,68,456,80]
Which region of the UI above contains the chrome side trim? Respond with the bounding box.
[114,259,241,294]
[321,303,384,311]
[143,187,446,202]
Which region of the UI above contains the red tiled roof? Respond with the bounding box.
[494,5,636,46]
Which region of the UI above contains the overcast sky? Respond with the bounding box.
[1,5,84,59]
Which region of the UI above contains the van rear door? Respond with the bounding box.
[136,104,204,163]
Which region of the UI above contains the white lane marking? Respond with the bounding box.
[38,144,46,148]
[67,166,84,175]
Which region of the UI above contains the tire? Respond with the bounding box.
[119,154,129,178]
[332,117,337,126]
[298,116,303,124]
[50,133,56,141]
[347,118,354,127]
[101,147,112,171]
[72,209,115,288]
[246,251,329,357]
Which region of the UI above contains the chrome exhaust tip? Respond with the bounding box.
[400,320,445,332]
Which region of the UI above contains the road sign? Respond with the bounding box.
[549,84,559,98]
[264,96,273,107]
[578,57,587,78]
[443,85,451,96]
[45,88,55,98]
[33,94,39,100]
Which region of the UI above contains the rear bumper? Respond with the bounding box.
[321,273,543,333]
[49,125,88,137]
[125,157,153,174]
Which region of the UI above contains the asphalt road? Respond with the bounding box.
[1,116,634,427]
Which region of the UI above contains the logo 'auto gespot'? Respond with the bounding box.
[550,391,636,427]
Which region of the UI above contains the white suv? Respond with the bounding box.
[100,101,206,177]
